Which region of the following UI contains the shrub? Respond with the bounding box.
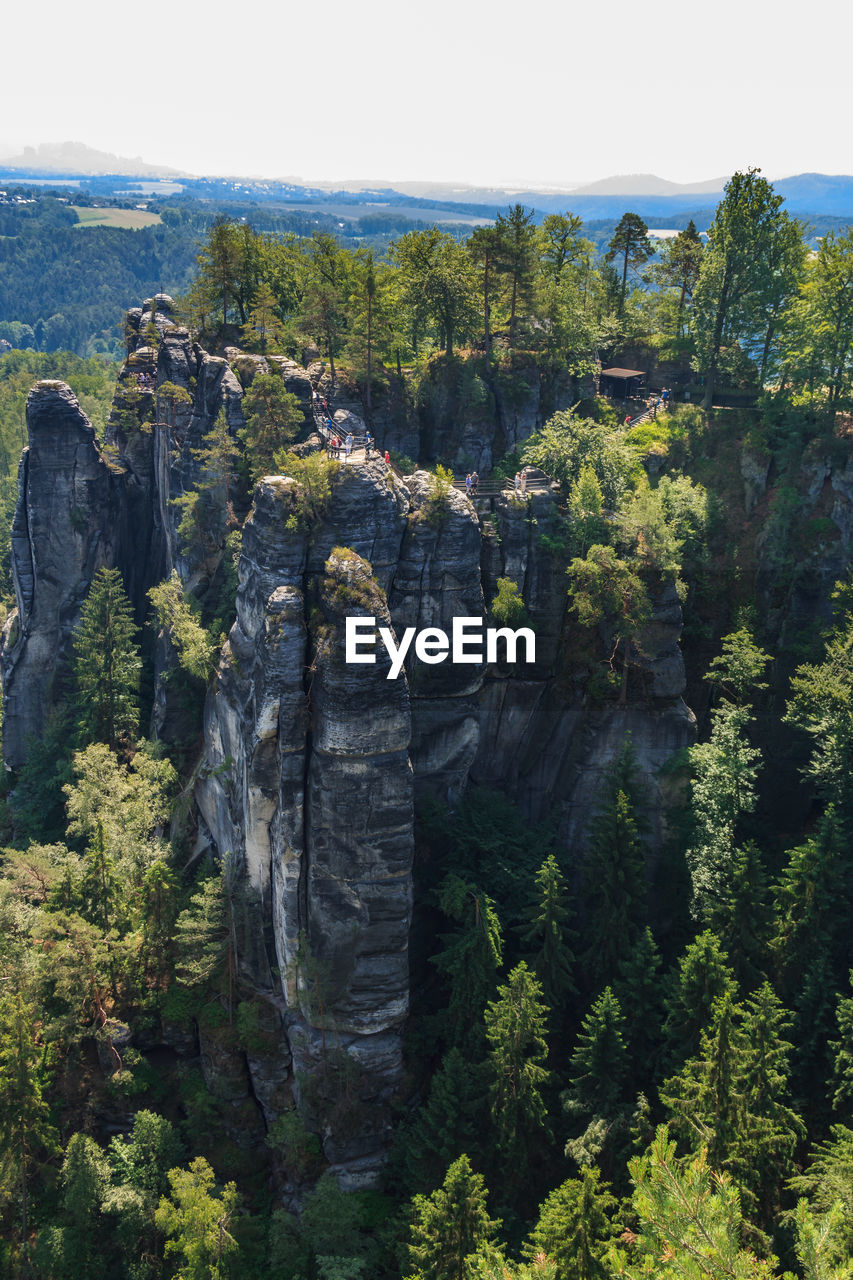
[491,578,528,628]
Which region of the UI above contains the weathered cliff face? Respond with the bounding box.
[1,382,122,769]
[2,314,697,1188]
[388,473,486,801]
[196,473,416,1185]
[472,487,694,846]
[111,299,248,591]
[416,358,577,473]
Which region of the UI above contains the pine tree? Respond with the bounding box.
[563,987,631,1178]
[484,963,551,1190]
[566,987,629,1120]
[55,1133,111,1279]
[431,874,503,1053]
[661,930,738,1074]
[493,204,538,347]
[688,630,770,934]
[402,1048,487,1194]
[605,213,655,310]
[830,973,853,1114]
[406,1154,502,1280]
[661,986,803,1233]
[718,841,771,988]
[686,699,762,927]
[525,1167,619,1280]
[173,865,234,1015]
[611,1126,776,1280]
[661,991,745,1174]
[71,566,141,749]
[0,993,60,1253]
[241,281,286,354]
[173,410,241,555]
[581,742,647,988]
[772,810,853,1098]
[520,854,576,1015]
[239,371,304,482]
[615,926,664,1090]
[742,982,806,1229]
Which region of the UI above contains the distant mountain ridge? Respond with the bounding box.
[0,141,190,178]
[568,173,729,196]
[4,144,853,222]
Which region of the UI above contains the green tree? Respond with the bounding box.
[789,1124,853,1263]
[299,232,352,385]
[173,866,233,1007]
[240,370,304,482]
[521,412,633,508]
[196,216,242,330]
[615,926,664,1090]
[661,931,738,1072]
[651,219,704,338]
[406,1154,502,1280]
[780,227,853,417]
[525,1167,619,1280]
[468,225,501,370]
[785,594,853,818]
[493,204,538,347]
[54,1133,111,1279]
[401,1047,487,1195]
[71,566,141,749]
[610,1126,776,1280]
[484,963,551,1190]
[567,545,651,702]
[694,169,801,411]
[564,988,635,1178]
[241,280,286,354]
[830,973,853,1113]
[566,464,608,558]
[539,213,586,285]
[155,1156,239,1280]
[606,213,655,310]
[566,986,629,1121]
[149,572,218,682]
[392,227,478,357]
[686,684,763,928]
[176,408,242,553]
[707,628,772,705]
[431,874,503,1053]
[662,985,803,1232]
[581,742,647,985]
[0,992,60,1253]
[520,854,576,1014]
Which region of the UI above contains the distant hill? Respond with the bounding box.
[568,173,728,197]
[0,141,190,178]
[4,146,853,225]
[774,173,853,217]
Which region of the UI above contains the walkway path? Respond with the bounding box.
[308,401,555,496]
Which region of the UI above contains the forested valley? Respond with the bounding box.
[2,168,853,1280]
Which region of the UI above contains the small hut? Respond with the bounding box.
[599,367,646,400]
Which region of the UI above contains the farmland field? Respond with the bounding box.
[71,205,162,229]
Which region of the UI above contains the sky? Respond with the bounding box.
[4,0,851,188]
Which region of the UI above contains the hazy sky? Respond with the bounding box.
[4,0,850,187]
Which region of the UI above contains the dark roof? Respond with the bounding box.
[600,367,646,379]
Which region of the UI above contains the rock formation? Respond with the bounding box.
[1,381,120,768]
[1,301,700,1186]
